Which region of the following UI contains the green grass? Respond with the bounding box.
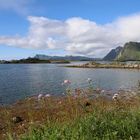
[19,103,140,140]
[2,85,140,140]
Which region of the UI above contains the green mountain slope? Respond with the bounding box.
[116,42,140,61]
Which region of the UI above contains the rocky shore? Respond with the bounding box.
[66,61,140,69]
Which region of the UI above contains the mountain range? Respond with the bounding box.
[103,42,140,61]
[1,41,140,62]
[37,41,140,62]
[34,55,100,61]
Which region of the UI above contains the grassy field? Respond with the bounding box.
[1,84,140,140]
[21,106,140,140]
[1,96,140,139]
[18,98,140,140]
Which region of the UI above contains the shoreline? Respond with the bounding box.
[65,63,140,70]
[0,88,136,107]
[0,88,139,139]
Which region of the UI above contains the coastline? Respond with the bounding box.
[65,62,140,70]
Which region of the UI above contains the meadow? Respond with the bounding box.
[1,79,140,140]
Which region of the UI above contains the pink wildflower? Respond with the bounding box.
[38,94,43,100]
[45,94,51,98]
[101,90,105,93]
[58,101,62,104]
[96,88,101,92]
[112,93,119,101]
[87,78,92,82]
[62,80,71,85]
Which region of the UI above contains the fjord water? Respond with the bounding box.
[0,63,140,105]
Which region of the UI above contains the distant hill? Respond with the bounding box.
[0,55,101,64]
[1,58,51,64]
[116,42,140,61]
[103,47,123,61]
[34,54,100,61]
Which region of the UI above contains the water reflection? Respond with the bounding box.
[0,63,140,104]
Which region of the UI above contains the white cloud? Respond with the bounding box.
[1,13,140,57]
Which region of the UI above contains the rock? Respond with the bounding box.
[0,124,5,130]
[85,102,91,107]
[12,116,23,124]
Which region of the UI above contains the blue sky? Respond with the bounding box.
[1,0,140,59]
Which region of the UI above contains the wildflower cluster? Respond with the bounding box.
[37,94,51,101]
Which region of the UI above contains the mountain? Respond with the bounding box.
[116,42,140,61]
[34,55,100,61]
[103,46,123,61]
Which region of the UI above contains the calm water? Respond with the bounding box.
[0,63,140,105]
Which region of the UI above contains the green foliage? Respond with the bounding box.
[117,42,140,61]
[20,107,140,140]
[2,58,51,64]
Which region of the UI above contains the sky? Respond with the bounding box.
[1,0,140,59]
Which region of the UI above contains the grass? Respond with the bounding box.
[21,109,140,140]
[3,97,140,140]
[1,86,140,140]
[19,98,140,140]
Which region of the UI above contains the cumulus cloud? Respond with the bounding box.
[1,13,140,57]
